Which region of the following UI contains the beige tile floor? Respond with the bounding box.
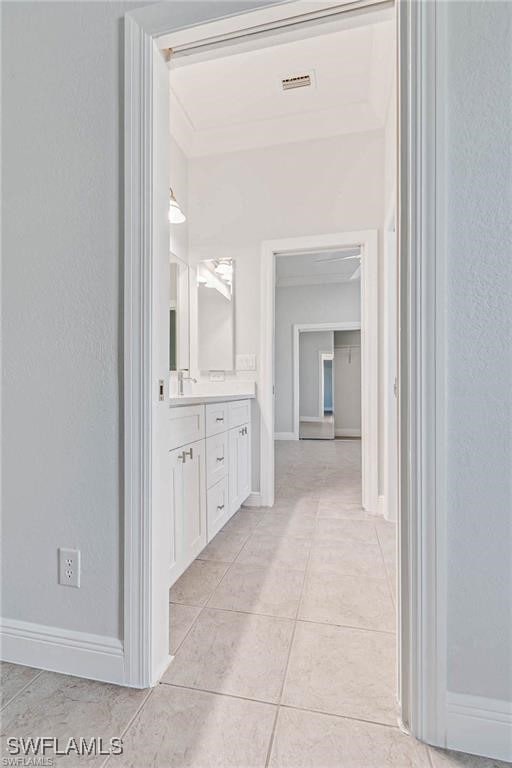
[1,440,507,767]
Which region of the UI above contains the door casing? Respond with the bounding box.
[123,0,447,756]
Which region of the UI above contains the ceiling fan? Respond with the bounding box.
[314,251,361,263]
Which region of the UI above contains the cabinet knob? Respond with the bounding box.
[216,456,224,463]
[216,417,224,422]
[217,504,225,511]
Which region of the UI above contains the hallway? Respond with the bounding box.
[1,441,499,766]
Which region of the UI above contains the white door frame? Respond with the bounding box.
[383,204,398,522]
[124,2,447,759]
[260,231,378,513]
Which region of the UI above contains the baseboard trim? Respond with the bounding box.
[335,428,361,438]
[274,432,296,441]
[0,618,125,686]
[377,494,385,517]
[242,492,262,508]
[299,416,323,423]
[446,692,512,762]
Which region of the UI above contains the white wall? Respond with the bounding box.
[188,131,384,482]
[443,0,512,707]
[169,135,189,264]
[299,331,333,419]
[275,284,360,434]
[334,330,361,436]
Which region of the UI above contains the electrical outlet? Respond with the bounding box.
[58,548,80,588]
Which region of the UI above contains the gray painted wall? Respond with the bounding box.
[444,1,512,702]
[1,0,279,640]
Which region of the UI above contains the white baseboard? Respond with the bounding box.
[0,618,126,686]
[274,432,296,441]
[335,428,361,437]
[377,494,385,517]
[242,492,262,508]
[446,692,512,762]
[299,416,323,423]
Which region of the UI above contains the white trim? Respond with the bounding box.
[0,619,126,686]
[242,492,263,508]
[274,431,296,441]
[335,428,361,438]
[377,494,385,517]
[445,693,512,763]
[398,0,447,747]
[382,202,398,524]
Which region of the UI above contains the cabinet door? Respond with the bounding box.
[228,423,252,515]
[168,439,207,587]
[169,445,185,586]
[182,439,207,566]
[228,426,242,516]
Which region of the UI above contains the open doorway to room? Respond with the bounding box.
[162,0,397,736]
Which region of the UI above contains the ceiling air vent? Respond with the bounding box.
[281,73,312,91]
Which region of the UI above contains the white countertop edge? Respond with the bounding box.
[169,393,255,407]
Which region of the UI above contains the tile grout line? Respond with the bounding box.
[100,686,154,768]
[160,676,403,731]
[171,600,396,634]
[0,669,44,713]
[264,499,318,768]
[170,508,267,658]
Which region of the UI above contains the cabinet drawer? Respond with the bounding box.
[206,432,228,488]
[228,399,251,429]
[169,405,205,451]
[207,476,230,542]
[205,402,229,437]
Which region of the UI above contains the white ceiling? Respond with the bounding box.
[169,16,395,157]
[276,249,361,287]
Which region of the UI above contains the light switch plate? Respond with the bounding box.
[236,354,256,371]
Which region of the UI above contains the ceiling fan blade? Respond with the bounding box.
[314,253,361,263]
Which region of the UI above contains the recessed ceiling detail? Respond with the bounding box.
[169,19,394,157]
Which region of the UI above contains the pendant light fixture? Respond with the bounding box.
[168,187,186,224]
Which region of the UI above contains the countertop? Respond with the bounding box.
[169,393,255,407]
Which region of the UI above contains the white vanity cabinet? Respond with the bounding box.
[169,397,252,586]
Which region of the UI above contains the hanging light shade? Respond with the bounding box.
[168,187,186,224]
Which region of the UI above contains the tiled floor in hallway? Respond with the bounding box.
[1,440,507,767]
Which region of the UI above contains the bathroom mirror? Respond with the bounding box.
[197,258,235,371]
[169,253,190,372]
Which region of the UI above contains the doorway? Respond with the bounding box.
[124,0,448,758]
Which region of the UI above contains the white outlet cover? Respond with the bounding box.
[59,547,80,588]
